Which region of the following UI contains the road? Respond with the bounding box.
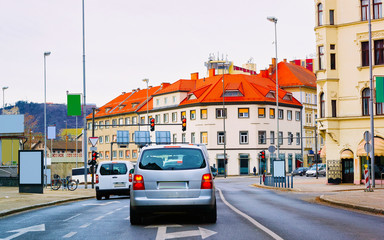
[0,177,383,240]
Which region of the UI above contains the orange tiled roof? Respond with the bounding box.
[269,62,316,88]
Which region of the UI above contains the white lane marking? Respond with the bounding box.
[217,187,284,240]
[105,211,114,215]
[63,213,81,222]
[63,232,77,238]
[94,215,105,221]
[79,223,91,228]
[2,224,45,240]
[124,216,130,220]
[82,202,116,206]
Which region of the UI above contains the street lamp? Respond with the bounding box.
[2,86,8,113]
[44,51,51,186]
[267,16,281,174]
[143,79,149,131]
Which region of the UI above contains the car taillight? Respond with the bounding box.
[96,174,99,184]
[129,173,132,182]
[201,173,213,189]
[133,174,145,190]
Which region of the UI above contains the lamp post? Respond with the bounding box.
[2,86,8,113]
[143,78,149,131]
[267,16,281,175]
[44,51,51,187]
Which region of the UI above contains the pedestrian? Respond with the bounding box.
[253,166,256,175]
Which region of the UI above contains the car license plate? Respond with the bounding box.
[113,182,125,188]
[158,181,187,189]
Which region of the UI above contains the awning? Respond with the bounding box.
[320,146,326,158]
[340,149,354,159]
[356,137,384,156]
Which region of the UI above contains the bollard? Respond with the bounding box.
[291,174,294,188]
[287,176,290,188]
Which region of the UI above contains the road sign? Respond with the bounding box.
[89,137,99,147]
[268,145,276,153]
[364,143,371,153]
[364,131,371,142]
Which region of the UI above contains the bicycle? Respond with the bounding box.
[51,176,79,191]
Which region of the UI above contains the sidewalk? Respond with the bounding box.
[252,176,384,215]
[0,186,95,217]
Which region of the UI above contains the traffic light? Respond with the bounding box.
[90,151,99,165]
[182,118,187,131]
[260,150,265,161]
[150,118,155,131]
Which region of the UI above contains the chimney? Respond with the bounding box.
[209,68,215,77]
[191,72,199,80]
[121,92,126,95]
[268,64,273,75]
[260,70,269,78]
[272,58,276,69]
[283,59,287,63]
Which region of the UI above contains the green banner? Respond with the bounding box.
[376,76,384,103]
[67,94,81,116]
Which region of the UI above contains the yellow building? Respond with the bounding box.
[314,0,384,184]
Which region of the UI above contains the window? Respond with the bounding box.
[125,117,130,125]
[288,132,293,145]
[156,99,160,106]
[99,121,103,129]
[258,131,266,144]
[173,96,176,103]
[239,131,248,144]
[112,119,117,127]
[332,100,337,117]
[172,112,177,122]
[155,114,160,124]
[287,110,292,121]
[376,101,384,115]
[318,3,323,26]
[164,97,168,105]
[88,122,92,130]
[330,44,335,50]
[119,118,123,125]
[216,108,227,118]
[190,110,196,120]
[132,117,137,124]
[238,108,249,118]
[270,131,275,145]
[119,150,123,159]
[296,132,300,145]
[362,0,369,21]
[278,132,283,145]
[99,136,103,144]
[200,132,208,144]
[270,108,275,119]
[99,152,103,159]
[320,93,325,118]
[278,109,284,119]
[201,109,207,119]
[306,113,312,124]
[217,132,225,145]
[112,151,117,159]
[140,116,145,124]
[374,0,382,19]
[258,108,266,118]
[105,135,110,143]
[362,41,370,66]
[191,132,195,144]
[318,46,325,70]
[362,88,370,116]
[295,111,301,121]
[330,53,336,70]
[329,9,334,25]
[148,115,152,123]
[132,150,138,159]
[182,133,186,143]
[105,151,110,160]
[181,111,186,120]
[163,113,169,123]
[173,134,177,144]
[112,135,117,142]
[374,40,384,65]
[125,150,130,158]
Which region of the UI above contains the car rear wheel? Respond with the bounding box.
[205,202,217,223]
[130,205,141,225]
[104,195,110,200]
[96,192,102,200]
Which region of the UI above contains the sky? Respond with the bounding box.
[0,0,315,108]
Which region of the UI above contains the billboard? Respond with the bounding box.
[0,115,24,135]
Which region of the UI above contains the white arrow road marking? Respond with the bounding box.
[63,232,77,238]
[217,187,284,240]
[0,224,45,240]
[146,225,216,240]
[82,201,119,206]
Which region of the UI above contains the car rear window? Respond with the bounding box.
[99,163,127,175]
[139,148,206,170]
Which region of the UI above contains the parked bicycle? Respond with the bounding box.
[51,175,79,191]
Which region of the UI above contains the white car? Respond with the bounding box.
[306,164,326,177]
[95,161,134,200]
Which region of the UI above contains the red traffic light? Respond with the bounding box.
[260,150,265,160]
[182,118,186,131]
[150,118,155,131]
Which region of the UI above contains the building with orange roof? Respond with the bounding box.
[260,58,319,168]
[315,0,384,185]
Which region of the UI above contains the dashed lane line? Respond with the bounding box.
[94,215,105,221]
[217,187,284,240]
[79,223,91,229]
[63,232,77,238]
[63,214,81,222]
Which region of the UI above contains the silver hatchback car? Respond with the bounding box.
[130,144,217,225]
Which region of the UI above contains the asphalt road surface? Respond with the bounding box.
[0,177,383,240]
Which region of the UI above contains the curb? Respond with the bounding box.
[319,195,384,215]
[0,196,95,218]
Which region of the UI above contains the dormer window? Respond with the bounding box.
[223,90,243,97]
[283,93,293,101]
[131,102,139,108]
[188,94,197,100]
[119,105,125,110]
[105,107,111,113]
[266,91,276,99]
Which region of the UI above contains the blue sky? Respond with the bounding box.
[0,0,315,107]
